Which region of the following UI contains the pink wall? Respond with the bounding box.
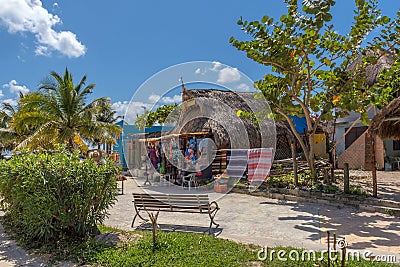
[337,132,385,169]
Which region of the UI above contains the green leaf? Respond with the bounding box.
[381,16,390,24]
[323,58,331,65]
[323,13,332,22]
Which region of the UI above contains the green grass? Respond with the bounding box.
[89,230,259,267]
[7,223,396,266]
[76,227,395,267]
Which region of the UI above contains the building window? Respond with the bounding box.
[393,140,400,151]
[344,126,368,149]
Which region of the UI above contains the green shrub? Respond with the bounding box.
[0,149,119,247]
[349,185,368,197]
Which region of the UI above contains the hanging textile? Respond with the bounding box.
[247,148,273,181]
[226,149,248,178]
[147,144,158,169]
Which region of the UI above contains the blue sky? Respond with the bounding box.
[0,0,398,120]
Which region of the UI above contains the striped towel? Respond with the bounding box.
[247,148,273,181]
[226,149,248,178]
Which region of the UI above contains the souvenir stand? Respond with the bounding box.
[139,132,214,185]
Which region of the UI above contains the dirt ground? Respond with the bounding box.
[375,171,400,201]
[338,170,400,201]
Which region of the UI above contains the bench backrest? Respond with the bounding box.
[133,193,210,212]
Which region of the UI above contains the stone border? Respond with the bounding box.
[231,187,400,217]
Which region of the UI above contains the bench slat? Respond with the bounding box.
[131,193,220,232]
[133,194,210,207]
[133,195,209,201]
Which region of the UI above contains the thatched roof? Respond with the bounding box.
[347,49,395,86]
[171,89,294,149]
[369,97,400,139]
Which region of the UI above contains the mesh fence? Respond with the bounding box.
[334,131,374,196]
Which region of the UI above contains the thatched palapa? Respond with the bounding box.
[369,97,400,140]
[170,89,294,152]
[347,49,396,86]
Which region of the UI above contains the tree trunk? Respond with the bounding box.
[308,132,317,183]
[291,142,298,187]
[68,137,75,151]
[277,109,318,183]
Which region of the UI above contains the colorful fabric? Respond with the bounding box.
[247,148,273,181]
[226,149,248,178]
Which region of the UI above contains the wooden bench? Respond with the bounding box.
[132,193,220,233]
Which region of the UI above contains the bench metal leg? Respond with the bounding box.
[208,209,220,234]
[131,213,138,228]
[131,207,149,228]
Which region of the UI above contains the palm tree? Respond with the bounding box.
[0,102,17,151]
[93,98,121,150]
[0,94,28,151]
[13,68,121,151]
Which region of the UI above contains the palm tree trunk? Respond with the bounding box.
[68,137,75,151]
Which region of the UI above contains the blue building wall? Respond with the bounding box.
[288,115,307,135]
[113,120,168,169]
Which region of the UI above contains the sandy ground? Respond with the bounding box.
[0,173,399,266]
[105,178,400,256]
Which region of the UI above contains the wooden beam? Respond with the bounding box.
[382,117,400,122]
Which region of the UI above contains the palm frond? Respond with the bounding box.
[15,121,57,150]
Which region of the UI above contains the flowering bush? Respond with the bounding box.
[214,173,230,185]
[0,149,119,247]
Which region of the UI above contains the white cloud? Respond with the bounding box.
[112,101,129,114]
[0,90,3,98]
[2,98,18,106]
[112,101,154,125]
[3,80,30,95]
[161,94,181,104]
[34,45,50,56]
[195,67,207,75]
[236,83,251,92]
[208,62,242,84]
[112,95,181,125]
[0,0,86,58]
[148,94,181,104]
[148,94,161,103]
[210,61,222,72]
[217,67,241,84]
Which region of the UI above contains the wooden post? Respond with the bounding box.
[291,142,298,187]
[341,241,346,267]
[330,166,335,183]
[372,167,377,197]
[333,233,337,251]
[372,136,378,197]
[333,233,338,263]
[323,168,329,185]
[147,210,160,250]
[344,163,350,194]
[327,231,331,267]
[366,132,378,197]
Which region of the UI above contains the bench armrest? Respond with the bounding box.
[209,200,219,212]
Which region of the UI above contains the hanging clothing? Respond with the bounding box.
[247,148,273,181]
[226,149,248,178]
[147,146,158,169]
[171,139,180,163]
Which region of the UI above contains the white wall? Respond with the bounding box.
[334,122,369,156]
[384,139,400,158]
[334,125,346,156]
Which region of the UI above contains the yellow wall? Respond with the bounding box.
[314,133,327,158]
